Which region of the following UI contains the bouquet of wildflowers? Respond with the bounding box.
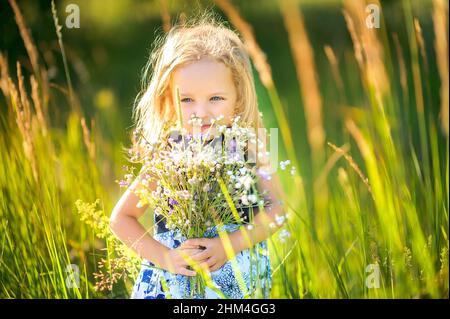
[118,115,272,298]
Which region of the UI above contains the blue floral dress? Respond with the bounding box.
[130,223,272,299]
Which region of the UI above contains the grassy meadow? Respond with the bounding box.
[0,0,448,298]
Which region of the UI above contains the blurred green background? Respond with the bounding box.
[0,0,448,298]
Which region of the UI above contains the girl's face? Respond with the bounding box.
[170,57,237,134]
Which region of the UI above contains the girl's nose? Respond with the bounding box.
[192,103,210,120]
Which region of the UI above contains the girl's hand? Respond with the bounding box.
[180,237,229,272]
[161,246,204,276]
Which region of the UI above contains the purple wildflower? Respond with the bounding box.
[168,198,179,206]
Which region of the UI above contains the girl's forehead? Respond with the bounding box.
[171,60,236,95]
[173,59,231,79]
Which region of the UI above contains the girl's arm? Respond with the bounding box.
[109,178,169,267]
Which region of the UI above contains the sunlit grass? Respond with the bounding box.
[0,0,448,298]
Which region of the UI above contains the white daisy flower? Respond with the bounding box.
[239,175,253,190]
[280,160,291,170]
[275,214,286,226]
[241,194,249,205]
[248,194,258,204]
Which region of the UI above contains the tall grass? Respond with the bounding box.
[1,0,131,298]
[217,0,448,298]
[0,0,448,298]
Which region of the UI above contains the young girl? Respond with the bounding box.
[110,15,286,299]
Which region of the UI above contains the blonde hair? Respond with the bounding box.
[130,12,267,166]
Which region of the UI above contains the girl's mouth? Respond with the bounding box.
[201,124,211,131]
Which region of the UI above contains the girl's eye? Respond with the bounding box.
[181,96,224,102]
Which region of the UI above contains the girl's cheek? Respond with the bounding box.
[181,110,193,120]
[216,102,232,112]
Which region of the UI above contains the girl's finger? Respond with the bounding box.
[177,250,191,262]
[180,243,201,249]
[183,238,207,248]
[179,247,203,255]
[179,267,197,277]
[199,258,215,272]
[209,263,218,272]
[199,262,210,272]
[206,258,216,267]
[198,257,215,270]
[191,249,210,262]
